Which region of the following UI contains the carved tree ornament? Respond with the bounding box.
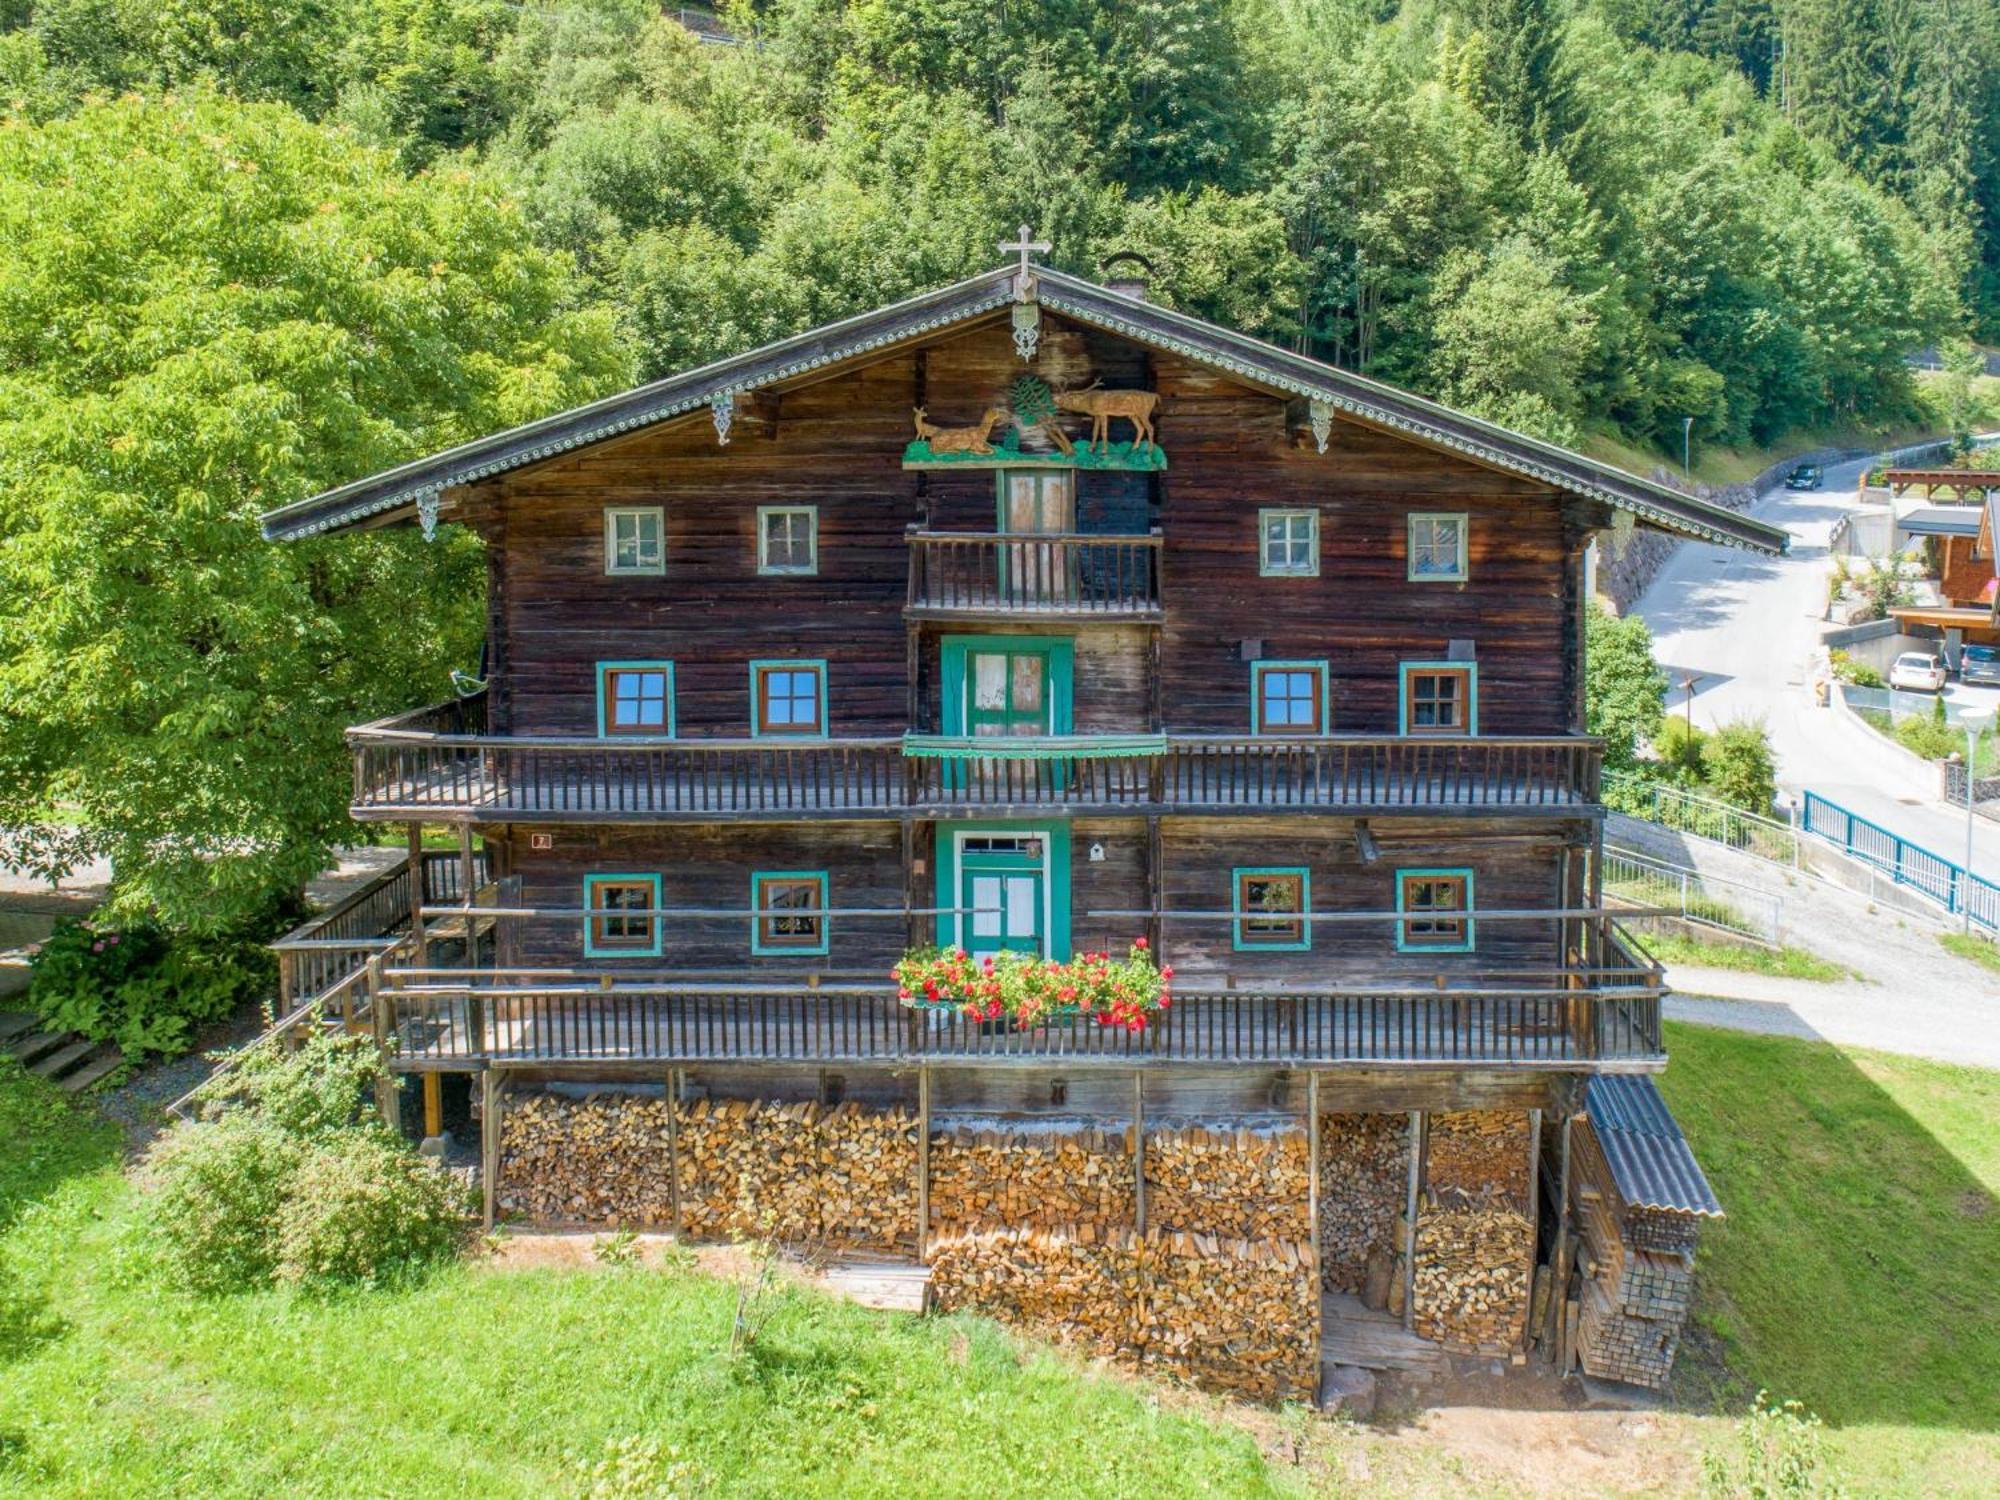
[1012,302,1041,361]
[417,490,440,542]
[1008,376,1074,456]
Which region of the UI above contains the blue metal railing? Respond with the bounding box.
[1800,791,2000,932]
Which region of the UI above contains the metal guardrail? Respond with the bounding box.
[1800,791,2000,934]
[1603,846,1781,944]
[1602,772,1802,865]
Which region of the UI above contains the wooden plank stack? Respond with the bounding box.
[928,1123,1135,1236]
[1568,1117,1699,1388]
[1145,1123,1310,1239]
[1317,1113,1410,1293]
[496,1093,676,1225]
[926,1226,1319,1402]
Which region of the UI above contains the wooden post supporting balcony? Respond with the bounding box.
[1132,1071,1147,1235]
[480,1069,498,1232]
[1402,1110,1424,1332]
[917,1066,932,1259]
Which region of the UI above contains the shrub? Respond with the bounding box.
[1585,604,1667,770]
[26,916,276,1061]
[1656,715,1708,781]
[141,1114,304,1294]
[201,1030,381,1138]
[1828,650,1885,689]
[1894,713,1962,762]
[274,1129,467,1290]
[1702,721,1777,814]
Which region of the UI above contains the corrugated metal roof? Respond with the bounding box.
[1584,1075,1724,1218]
[1900,505,1984,537]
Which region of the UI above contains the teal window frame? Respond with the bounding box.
[757,505,819,575]
[1398,660,1478,735]
[939,635,1076,737]
[583,873,663,958]
[750,870,830,956]
[1250,660,1330,736]
[933,821,1072,960]
[1395,868,1475,954]
[1232,866,1312,952]
[1258,507,1319,577]
[1406,512,1469,583]
[603,505,665,577]
[596,661,676,738]
[749,658,829,739]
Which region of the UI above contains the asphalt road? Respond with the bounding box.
[1633,446,2000,878]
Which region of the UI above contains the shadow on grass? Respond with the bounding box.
[1657,1022,2000,1436]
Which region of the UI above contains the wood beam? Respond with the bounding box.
[1133,1071,1147,1235]
[422,1072,443,1139]
[917,1066,932,1260]
[480,1069,498,1232]
[1402,1109,1423,1332]
[666,1066,683,1236]
[407,821,428,968]
[1306,1072,1321,1283]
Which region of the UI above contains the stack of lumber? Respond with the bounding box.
[928,1122,1135,1236]
[1411,1198,1533,1353]
[1141,1232,1319,1401]
[1145,1123,1310,1239]
[675,1097,824,1242]
[1425,1110,1531,1209]
[1570,1119,1698,1388]
[816,1101,920,1249]
[496,1093,675,1225]
[1317,1113,1410,1293]
[926,1226,1319,1402]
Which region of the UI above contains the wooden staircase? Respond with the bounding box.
[0,1010,125,1092]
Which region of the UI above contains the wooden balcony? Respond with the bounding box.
[371,972,1662,1072]
[350,696,1601,822]
[905,528,1163,619]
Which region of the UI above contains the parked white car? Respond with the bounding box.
[1888,652,1948,692]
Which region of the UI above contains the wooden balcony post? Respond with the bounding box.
[1402,1109,1424,1332]
[1132,1070,1147,1236]
[407,821,428,969]
[917,1066,931,1259]
[1306,1072,1321,1276]
[480,1068,498,1232]
[666,1066,682,1235]
[422,1072,443,1139]
[1551,1112,1574,1367]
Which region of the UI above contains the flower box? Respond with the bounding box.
[893,940,1171,1032]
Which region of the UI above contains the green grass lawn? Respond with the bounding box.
[1637,930,1853,983]
[1660,1022,2000,1496]
[1940,931,2000,975]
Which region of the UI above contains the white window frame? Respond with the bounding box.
[1407,511,1469,583]
[603,506,664,577]
[758,505,819,576]
[1258,507,1319,577]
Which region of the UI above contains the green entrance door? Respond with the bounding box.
[958,836,1047,958]
[966,648,1054,738]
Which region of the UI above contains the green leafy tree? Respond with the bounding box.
[1702,720,1778,813]
[1585,603,1668,770]
[0,92,630,930]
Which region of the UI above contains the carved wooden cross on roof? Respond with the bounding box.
[1001,223,1050,302]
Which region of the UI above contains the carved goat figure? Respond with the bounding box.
[1052,382,1160,454]
[913,406,1007,456]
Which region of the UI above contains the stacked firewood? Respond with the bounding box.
[1425,1110,1531,1209]
[675,1097,824,1242]
[817,1101,920,1249]
[1411,1196,1533,1353]
[928,1123,1135,1236]
[1145,1124,1310,1240]
[926,1226,1319,1402]
[496,1092,675,1226]
[1317,1113,1410,1293]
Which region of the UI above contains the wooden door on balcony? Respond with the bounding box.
[999,470,1074,605]
[958,836,1049,959]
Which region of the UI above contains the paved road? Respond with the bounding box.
[1634,447,2000,875]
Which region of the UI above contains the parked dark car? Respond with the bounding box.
[1784,464,1824,491]
[1962,645,2000,686]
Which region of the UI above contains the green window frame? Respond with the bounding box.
[604,506,664,576]
[583,873,663,958]
[1232,867,1311,951]
[750,870,830,956]
[1398,661,1477,736]
[939,635,1075,738]
[596,661,676,737]
[933,822,1072,960]
[1251,660,1330,736]
[1258,507,1319,577]
[1407,512,1469,582]
[758,505,818,575]
[749,659,828,738]
[1395,868,1474,953]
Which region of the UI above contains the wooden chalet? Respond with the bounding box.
[261,237,1779,1394]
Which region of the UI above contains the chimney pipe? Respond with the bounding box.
[1101,250,1155,302]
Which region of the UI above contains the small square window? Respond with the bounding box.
[1252,662,1327,736]
[1407,512,1468,582]
[585,874,662,957]
[1233,868,1310,950]
[1401,663,1475,735]
[1259,508,1319,577]
[604,507,664,576]
[599,663,674,736]
[752,872,829,955]
[1397,870,1473,952]
[759,506,818,575]
[751,660,826,737]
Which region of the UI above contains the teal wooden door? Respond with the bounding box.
[966,647,1054,738]
[959,840,1046,957]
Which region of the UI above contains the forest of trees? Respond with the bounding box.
[0,0,1989,924]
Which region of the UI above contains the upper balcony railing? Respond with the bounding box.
[349,696,1601,821]
[905,527,1163,618]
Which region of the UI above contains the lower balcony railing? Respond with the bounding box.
[350,696,1601,819]
[369,978,1662,1069]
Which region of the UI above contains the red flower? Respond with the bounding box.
[1133,937,1148,950]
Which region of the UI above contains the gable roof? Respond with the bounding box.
[1584,1074,1724,1218]
[259,262,1790,554]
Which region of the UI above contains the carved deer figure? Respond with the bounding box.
[913,406,1007,456]
[1052,382,1160,455]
